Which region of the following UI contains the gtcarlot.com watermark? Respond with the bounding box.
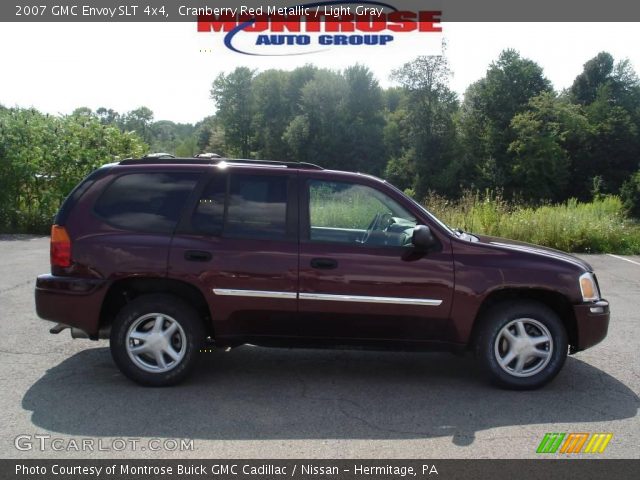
[14,434,194,452]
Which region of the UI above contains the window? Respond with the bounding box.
[308,180,416,246]
[192,174,226,236]
[191,173,289,240]
[95,172,199,233]
[226,174,288,239]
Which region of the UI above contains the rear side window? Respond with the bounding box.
[192,174,226,236]
[227,174,288,239]
[95,172,199,233]
[192,173,289,240]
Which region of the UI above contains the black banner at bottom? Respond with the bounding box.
[5,459,638,480]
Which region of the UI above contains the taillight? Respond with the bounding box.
[50,225,71,268]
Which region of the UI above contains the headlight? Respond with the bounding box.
[579,272,600,302]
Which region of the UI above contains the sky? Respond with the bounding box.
[0,22,639,124]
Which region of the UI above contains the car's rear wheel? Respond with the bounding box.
[110,294,204,386]
[475,300,568,390]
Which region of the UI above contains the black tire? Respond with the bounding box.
[474,300,568,390]
[110,294,204,386]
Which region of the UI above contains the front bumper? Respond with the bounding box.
[35,274,107,337]
[573,300,610,351]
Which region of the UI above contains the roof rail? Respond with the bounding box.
[119,156,323,170]
[143,152,175,159]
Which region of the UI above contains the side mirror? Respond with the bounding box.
[412,225,436,250]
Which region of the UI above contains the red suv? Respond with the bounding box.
[35,155,610,389]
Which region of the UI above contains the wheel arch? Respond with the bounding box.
[469,288,578,352]
[99,277,214,336]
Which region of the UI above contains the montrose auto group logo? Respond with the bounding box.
[196,1,442,56]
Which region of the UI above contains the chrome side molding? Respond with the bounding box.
[299,292,442,306]
[212,289,297,299]
[212,288,442,306]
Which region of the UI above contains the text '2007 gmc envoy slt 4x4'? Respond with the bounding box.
[35,154,610,389]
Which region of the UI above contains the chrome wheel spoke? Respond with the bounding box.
[502,329,517,344]
[499,350,517,367]
[152,315,165,333]
[163,321,179,339]
[515,320,527,338]
[154,350,167,369]
[532,348,551,359]
[129,330,150,342]
[129,344,147,355]
[164,345,180,361]
[530,335,550,346]
[514,355,527,374]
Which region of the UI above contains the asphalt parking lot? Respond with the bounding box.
[0,236,638,459]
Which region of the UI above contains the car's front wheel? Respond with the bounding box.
[110,294,204,386]
[475,300,568,390]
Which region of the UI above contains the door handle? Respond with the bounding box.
[310,258,338,269]
[184,250,212,262]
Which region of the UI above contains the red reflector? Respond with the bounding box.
[51,225,71,268]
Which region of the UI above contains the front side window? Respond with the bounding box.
[95,172,199,233]
[308,180,417,246]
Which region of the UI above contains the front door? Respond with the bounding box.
[297,175,455,343]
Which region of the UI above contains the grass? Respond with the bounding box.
[425,191,640,254]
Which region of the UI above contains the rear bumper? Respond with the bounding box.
[573,300,610,351]
[35,274,107,337]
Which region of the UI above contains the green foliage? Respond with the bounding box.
[426,191,640,254]
[565,54,640,197]
[148,120,197,154]
[621,171,640,218]
[210,67,255,157]
[284,69,350,166]
[459,49,553,193]
[391,53,460,196]
[0,108,147,233]
[508,92,588,200]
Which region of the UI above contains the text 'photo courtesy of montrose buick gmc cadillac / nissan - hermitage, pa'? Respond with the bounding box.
[34,154,610,389]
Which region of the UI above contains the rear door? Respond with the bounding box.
[168,167,299,341]
[297,174,455,343]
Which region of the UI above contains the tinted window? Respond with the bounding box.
[308,180,416,246]
[95,172,198,233]
[226,174,288,239]
[192,174,227,236]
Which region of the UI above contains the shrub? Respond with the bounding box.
[621,171,640,218]
[424,191,640,254]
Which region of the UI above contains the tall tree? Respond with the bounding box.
[570,52,615,106]
[508,92,588,200]
[120,107,154,144]
[460,49,552,195]
[283,69,348,168]
[568,53,640,196]
[391,53,460,197]
[251,69,294,161]
[210,67,255,157]
[342,65,386,174]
